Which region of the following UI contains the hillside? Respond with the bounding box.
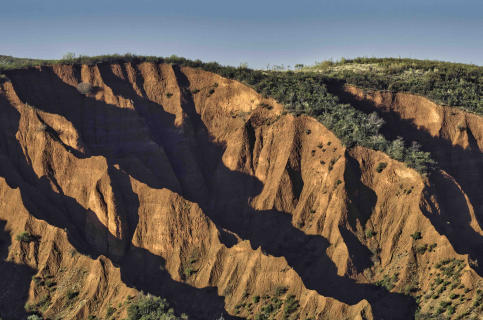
[0,56,483,320]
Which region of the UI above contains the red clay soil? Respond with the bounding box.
[0,64,481,319]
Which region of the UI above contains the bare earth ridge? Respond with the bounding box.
[0,63,482,319]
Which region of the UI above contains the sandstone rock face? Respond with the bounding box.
[0,63,482,319]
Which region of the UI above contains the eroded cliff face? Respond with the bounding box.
[0,63,482,319]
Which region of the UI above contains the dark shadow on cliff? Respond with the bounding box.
[0,220,36,318]
[3,65,418,319]
[0,82,241,319]
[120,245,240,320]
[344,151,378,229]
[328,83,483,273]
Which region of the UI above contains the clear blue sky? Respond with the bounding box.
[1,0,482,69]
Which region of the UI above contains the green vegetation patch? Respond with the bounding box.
[304,57,483,115]
[16,231,33,242]
[410,231,422,240]
[376,162,388,173]
[365,229,375,238]
[127,293,186,320]
[375,273,399,291]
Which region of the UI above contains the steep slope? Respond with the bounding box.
[329,84,483,317]
[0,63,482,319]
[329,85,483,257]
[0,64,371,319]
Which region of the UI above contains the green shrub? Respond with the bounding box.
[376,162,388,173]
[66,289,78,300]
[127,293,182,320]
[184,267,194,277]
[166,93,173,98]
[253,295,260,303]
[283,295,299,316]
[261,304,274,315]
[365,229,375,238]
[208,88,215,95]
[254,313,267,320]
[435,307,444,315]
[106,306,115,318]
[274,286,288,297]
[16,231,32,242]
[416,244,427,255]
[24,302,33,312]
[439,300,451,308]
[410,231,422,240]
[270,297,283,311]
[39,293,50,309]
[77,82,93,95]
[405,285,414,295]
[375,273,398,291]
[446,305,455,316]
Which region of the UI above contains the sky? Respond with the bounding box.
[1,0,482,69]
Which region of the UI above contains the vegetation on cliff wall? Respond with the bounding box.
[127,293,188,320]
[0,53,436,174]
[304,57,483,115]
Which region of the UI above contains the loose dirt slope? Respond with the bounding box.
[0,63,481,319]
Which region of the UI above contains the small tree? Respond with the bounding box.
[376,162,388,173]
[106,305,115,318]
[62,52,76,60]
[411,231,422,240]
[77,82,93,95]
[366,229,375,238]
[274,285,288,297]
[66,288,78,300]
[16,231,32,242]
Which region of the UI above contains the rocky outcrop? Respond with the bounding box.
[0,63,482,319]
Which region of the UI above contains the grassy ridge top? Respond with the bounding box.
[302,57,483,115]
[303,57,482,72]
